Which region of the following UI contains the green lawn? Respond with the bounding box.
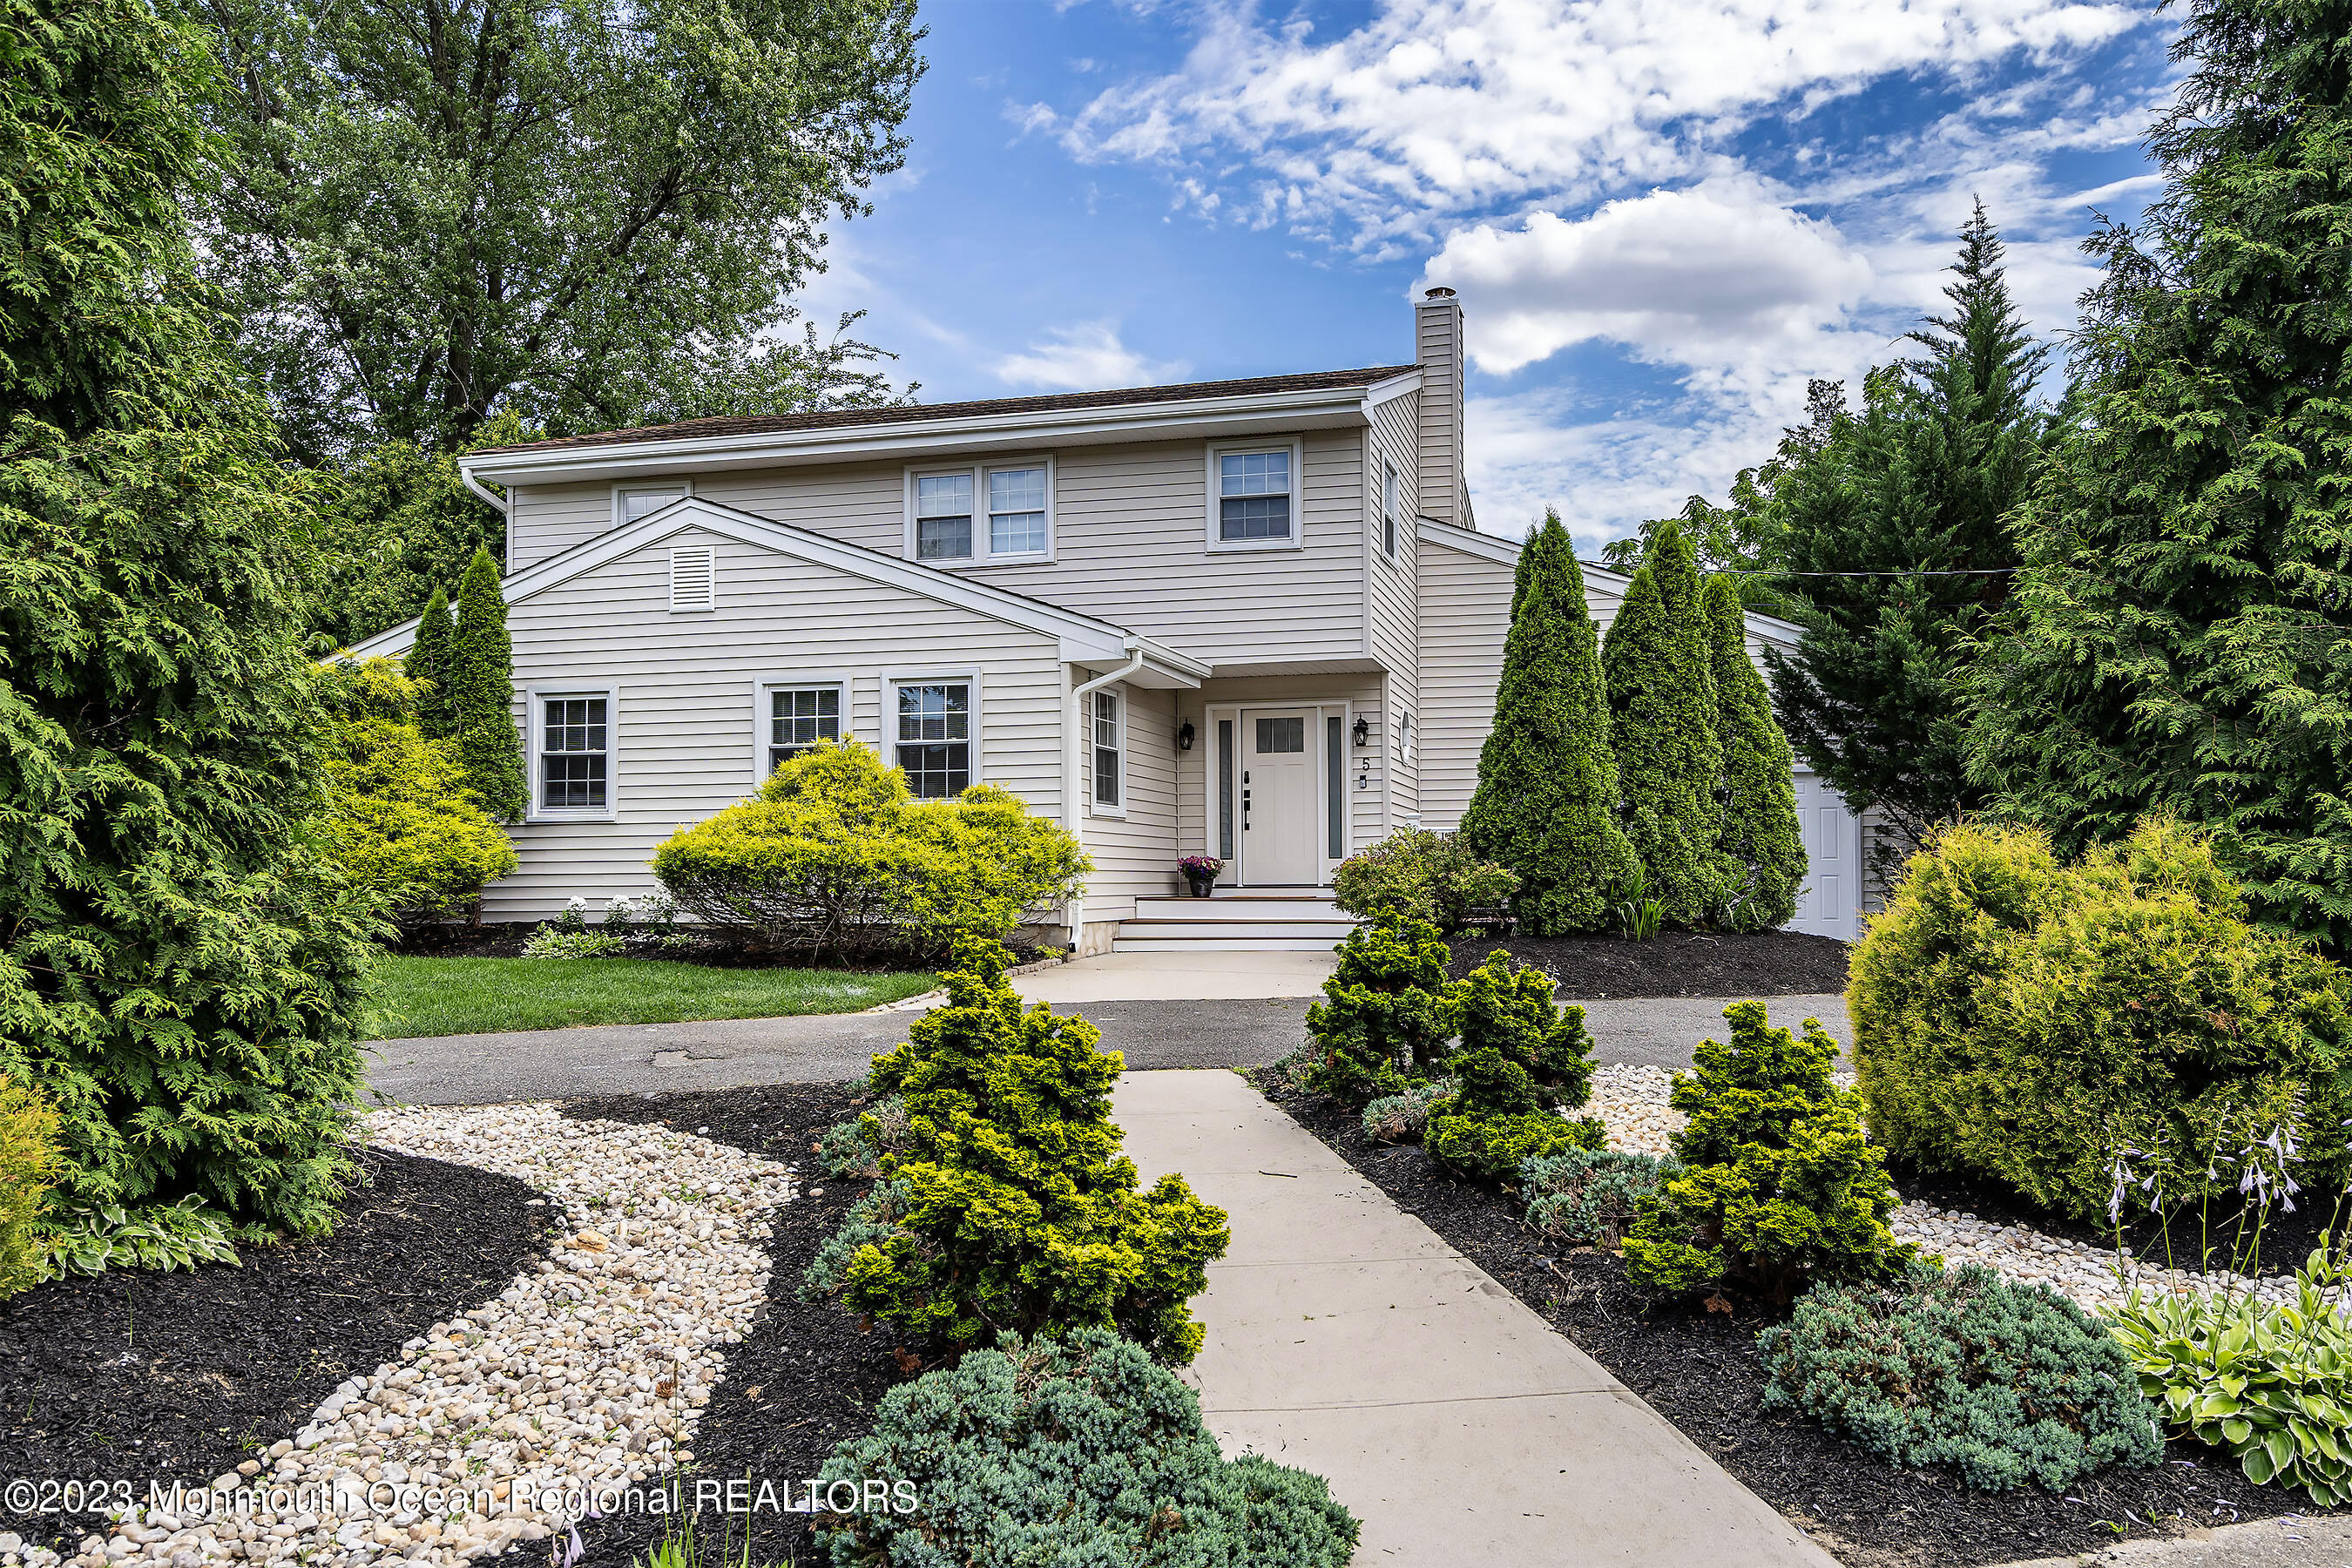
[363,955,939,1039]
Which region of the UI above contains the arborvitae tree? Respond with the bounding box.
[1968,1,2352,951]
[1769,204,2051,874]
[0,0,374,1233]
[1601,520,1727,926]
[407,587,456,740]
[1458,513,1639,933]
[449,548,527,822]
[1704,575,1805,930]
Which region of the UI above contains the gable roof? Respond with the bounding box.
[341,495,1212,686]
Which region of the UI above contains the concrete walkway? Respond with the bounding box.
[1113,1068,1837,1567]
[1012,950,1335,1003]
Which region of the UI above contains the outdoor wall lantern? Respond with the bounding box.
[1350,716,1371,748]
[1176,719,1196,752]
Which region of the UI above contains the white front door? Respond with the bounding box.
[1242,709,1320,884]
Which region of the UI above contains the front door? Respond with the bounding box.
[1242,709,1319,883]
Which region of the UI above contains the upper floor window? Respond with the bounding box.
[1382,462,1399,560]
[895,679,972,797]
[1218,449,1292,544]
[908,462,1053,565]
[614,482,688,529]
[1092,689,1123,811]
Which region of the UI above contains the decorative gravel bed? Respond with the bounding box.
[1448,929,1850,997]
[1595,1064,2346,1315]
[0,1152,550,1553]
[2,1105,797,1568]
[560,1081,906,1565]
[1260,1075,2335,1568]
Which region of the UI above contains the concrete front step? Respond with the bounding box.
[1120,917,1358,940]
[1110,935,1345,953]
[1133,895,1346,920]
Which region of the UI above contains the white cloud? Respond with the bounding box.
[1423,182,1874,378]
[1059,0,2142,252]
[994,321,1186,389]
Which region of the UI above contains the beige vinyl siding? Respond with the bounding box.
[488,524,1066,923]
[1078,682,1179,919]
[1368,392,1422,820]
[510,432,1370,669]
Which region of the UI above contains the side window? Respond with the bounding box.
[539,694,610,812]
[767,686,841,774]
[894,680,972,797]
[1382,462,1399,559]
[1092,690,1122,809]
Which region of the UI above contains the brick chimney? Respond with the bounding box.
[1414,287,1468,528]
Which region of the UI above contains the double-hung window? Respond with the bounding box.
[537,693,612,814]
[1207,443,1299,549]
[1092,690,1123,810]
[1382,462,1400,561]
[766,686,841,774]
[894,679,972,797]
[909,463,1052,564]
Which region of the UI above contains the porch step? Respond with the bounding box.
[1132,895,1345,921]
[1119,917,1358,940]
[1112,889,1360,952]
[1110,935,1348,953]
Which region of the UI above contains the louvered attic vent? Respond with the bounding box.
[669,546,715,612]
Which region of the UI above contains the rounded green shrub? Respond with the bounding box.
[652,740,1089,960]
[1303,911,1459,1104]
[1333,827,1517,934]
[814,1326,1359,1566]
[808,937,1229,1363]
[1761,1262,2163,1492]
[1425,951,1605,1181]
[1851,817,2352,1220]
[0,1072,62,1299]
[316,659,516,929]
[1625,1001,1916,1301]
[1523,1147,1678,1248]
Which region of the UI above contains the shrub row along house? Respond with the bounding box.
[348,292,1867,950]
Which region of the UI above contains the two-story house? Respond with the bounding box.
[348,291,1867,951]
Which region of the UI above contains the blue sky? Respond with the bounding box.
[795,0,2179,554]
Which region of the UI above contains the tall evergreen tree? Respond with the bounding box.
[0,0,374,1232]
[1601,520,1727,927]
[407,587,456,741]
[1768,204,2052,871]
[1459,514,1638,934]
[449,549,528,824]
[1969,0,2352,950]
[1704,575,1806,930]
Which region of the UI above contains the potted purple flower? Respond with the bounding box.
[1177,855,1225,898]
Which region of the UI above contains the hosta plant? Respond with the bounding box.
[2105,1240,2352,1506]
[40,1194,244,1277]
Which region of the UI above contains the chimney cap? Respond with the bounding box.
[1423,286,1457,301]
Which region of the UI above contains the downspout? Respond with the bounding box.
[459,462,510,563]
[1064,639,1148,954]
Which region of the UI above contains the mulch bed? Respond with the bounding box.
[562,1082,906,1564]
[1260,1078,2334,1568]
[394,922,1044,970]
[0,1150,551,1544]
[1448,929,1850,997]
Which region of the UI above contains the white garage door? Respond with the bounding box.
[1786,769,1862,941]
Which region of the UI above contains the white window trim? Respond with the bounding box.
[526,683,620,823]
[1087,685,1126,818]
[751,674,850,785]
[1204,437,1307,553]
[610,478,693,532]
[883,669,983,795]
[901,456,1055,568]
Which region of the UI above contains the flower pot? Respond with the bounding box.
[1183,873,1216,898]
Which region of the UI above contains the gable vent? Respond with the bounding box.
[669,546,715,612]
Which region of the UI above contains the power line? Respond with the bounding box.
[1582,562,2021,578]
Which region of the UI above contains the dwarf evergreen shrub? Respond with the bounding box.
[1425,951,1605,1180]
[1602,520,1730,927]
[1850,818,2352,1219]
[813,1094,909,1179]
[0,1073,61,1299]
[1332,828,1517,933]
[1361,1078,1453,1144]
[1625,1001,1915,1301]
[1704,574,1805,931]
[1524,1147,1678,1248]
[1303,912,1459,1104]
[316,659,516,929]
[1761,1262,2162,1492]
[808,938,1229,1362]
[652,740,1089,959]
[448,548,526,823]
[814,1326,1359,1567]
[1458,514,1639,934]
